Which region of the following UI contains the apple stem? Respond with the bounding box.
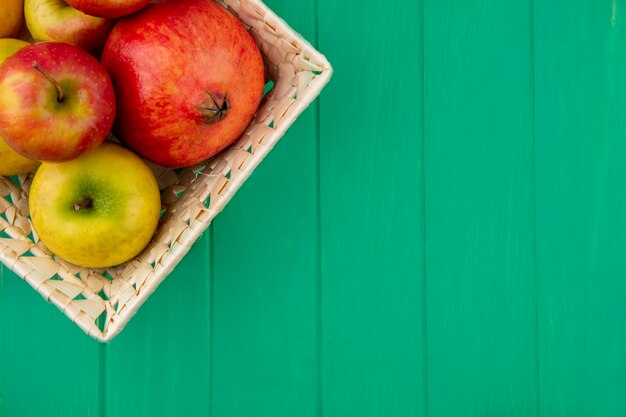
[32,63,65,103]
[74,198,93,212]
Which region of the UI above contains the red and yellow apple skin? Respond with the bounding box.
[0,42,116,162]
[101,0,265,168]
[0,38,40,176]
[25,0,114,51]
[29,142,161,268]
[65,0,151,19]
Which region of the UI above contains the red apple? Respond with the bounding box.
[0,42,116,162]
[64,0,151,19]
[101,0,265,168]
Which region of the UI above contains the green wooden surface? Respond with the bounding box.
[319,1,425,416]
[424,1,538,415]
[535,1,626,415]
[2,0,626,416]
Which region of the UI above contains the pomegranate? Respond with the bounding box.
[101,0,265,167]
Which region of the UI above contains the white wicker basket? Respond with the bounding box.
[0,0,332,342]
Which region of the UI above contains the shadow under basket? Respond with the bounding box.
[0,0,332,342]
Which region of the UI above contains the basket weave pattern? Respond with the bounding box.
[0,0,332,342]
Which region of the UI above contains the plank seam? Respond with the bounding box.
[0,267,5,417]
[209,224,215,417]
[530,0,541,415]
[99,322,106,417]
[419,0,429,416]
[314,0,324,415]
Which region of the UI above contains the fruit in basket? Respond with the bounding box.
[29,142,161,268]
[0,0,24,38]
[101,0,265,168]
[0,41,116,162]
[0,38,40,176]
[64,0,151,19]
[0,138,40,176]
[25,0,114,51]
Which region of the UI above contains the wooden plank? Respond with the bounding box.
[423,0,538,415]
[0,266,101,417]
[535,1,626,415]
[317,1,425,416]
[211,0,320,415]
[104,237,212,417]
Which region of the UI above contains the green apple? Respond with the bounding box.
[29,142,161,268]
[0,38,39,176]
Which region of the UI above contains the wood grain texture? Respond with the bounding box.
[535,1,626,415]
[6,0,626,416]
[103,237,212,417]
[423,0,538,415]
[318,1,425,416]
[0,266,100,417]
[211,0,320,415]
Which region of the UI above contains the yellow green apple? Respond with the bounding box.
[25,0,113,51]
[0,0,24,38]
[29,142,161,268]
[0,38,39,176]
